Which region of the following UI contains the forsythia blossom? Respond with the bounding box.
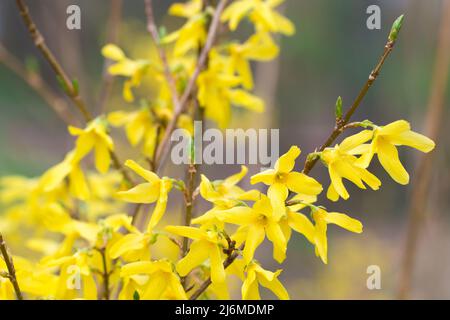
[0,2,436,302]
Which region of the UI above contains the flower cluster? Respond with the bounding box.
[0,1,434,300]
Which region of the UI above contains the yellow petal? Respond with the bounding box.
[223,165,248,187]
[266,223,287,263]
[123,80,134,102]
[243,225,265,263]
[267,183,288,219]
[286,172,323,195]
[69,164,90,200]
[199,175,221,202]
[94,142,111,174]
[165,226,206,240]
[243,32,279,61]
[339,130,373,152]
[325,212,363,233]
[379,120,410,136]
[210,245,226,284]
[257,270,289,300]
[68,125,85,136]
[219,207,258,225]
[241,267,259,300]
[287,211,315,244]
[147,179,172,232]
[176,240,209,276]
[120,261,156,276]
[326,183,339,202]
[124,159,160,183]
[142,274,167,299]
[83,275,98,300]
[109,233,144,259]
[312,215,328,264]
[107,111,129,127]
[126,117,146,146]
[102,44,126,61]
[334,160,365,190]
[377,138,409,184]
[221,1,254,31]
[228,89,264,113]
[116,182,160,203]
[328,165,349,200]
[250,169,276,185]
[355,166,381,190]
[168,274,188,300]
[39,158,72,192]
[272,11,295,36]
[389,130,435,153]
[275,146,300,173]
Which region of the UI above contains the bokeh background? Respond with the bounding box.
[1,0,449,299]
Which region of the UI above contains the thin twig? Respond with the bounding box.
[398,2,450,299]
[0,233,24,300]
[302,18,403,174]
[182,164,197,257]
[0,43,78,126]
[15,0,92,122]
[94,247,111,300]
[153,0,230,173]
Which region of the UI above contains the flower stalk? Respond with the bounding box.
[0,233,23,300]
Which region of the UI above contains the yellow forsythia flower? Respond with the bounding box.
[165,226,228,286]
[69,119,114,174]
[163,0,206,57]
[102,44,151,102]
[311,207,362,264]
[215,195,288,263]
[251,146,322,219]
[321,131,381,201]
[242,261,289,300]
[116,160,172,232]
[120,260,187,300]
[356,120,435,184]
[197,50,264,128]
[228,32,279,89]
[221,0,295,35]
[108,108,159,158]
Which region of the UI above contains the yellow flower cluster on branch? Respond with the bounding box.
[0,1,435,301]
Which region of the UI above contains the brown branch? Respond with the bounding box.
[15,0,134,185]
[0,233,24,300]
[0,43,78,126]
[153,0,230,173]
[182,164,197,257]
[302,16,403,175]
[94,247,111,300]
[398,2,450,299]
[189,243,243,300]
[15,0,92,122]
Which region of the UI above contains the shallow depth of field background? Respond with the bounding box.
[1,0,449,299]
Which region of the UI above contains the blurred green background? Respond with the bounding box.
[1,0,449,299]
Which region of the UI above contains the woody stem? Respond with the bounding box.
[0,233,24,300]
[302,33,399,174]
